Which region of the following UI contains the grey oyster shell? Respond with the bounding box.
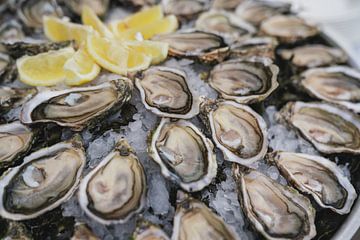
[230,37,278,60]
[64,0,109,16]
[133,219,169,240]
[162,0,209,20]
[0,20,24,45]
[0,87,37,114]
[71,222,99,240]
[212,0,245,10]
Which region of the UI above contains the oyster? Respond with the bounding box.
[267,151,357,214]
[235,0,291,26]
[78,139,146,225]
[135,66,199,119]
[172,191,240,240]
[260,15,318,43]
[20,78,133,131]
[0,53,10,76]
[200,99,268,166]
[17,0,63,29]
[195,10,255,41]
[233,165,316,240]
[64,0,109,16]
[0,136,85,220]
[0,221,32,240]
[278,44,347,68]
[212,0,245,10]
[133,219,169,240]
[278,101,360,154]
[299,66,360,113]
[0,19,24,45]
[208,56,279,104]
[230,37,278,60]
[162,0,209,19]
[153,30,229,63]
[71,223,99,240]
[0,87,37,114]
[0,122,34,169]
[149,118,217,192]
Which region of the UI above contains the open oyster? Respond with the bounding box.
[267,151,357,214]
[0,136,85,220]
[299,66,360,113]
[235,0,291,26]
[149,118,217,192]
[230,37,278,60]
[0,122,34,169]
[71,222,99,240]
[21,78,133,131]
[260,15,318,43]
[200,99,268,166]
[208,56,279,104]
[172,191,240,240]
[278,101,360,154]
[64,0,109,16]
[233,165,316,240]
[0,20,24,45]
[135,66,199,119]
[153,30,229,63]
[0,87,36,114]
[17,0,63,29]
[212,0,244,10]
[78,139,146,225]
[278,44,348,68]
[195,10,255,41]
[133,219,169,240]
[162,0,209,19]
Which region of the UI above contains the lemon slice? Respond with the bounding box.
[81,6,113,38]
[44,16,94,45]
[17,47,75,86]
[64,47,101,86]
[125,40,168,64]
[127,50,152,72]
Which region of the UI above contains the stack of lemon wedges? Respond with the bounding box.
[16,5,178,86]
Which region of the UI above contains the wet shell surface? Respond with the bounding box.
[133,219,169,240]
[229,37,278,60]
[162,0,209,19]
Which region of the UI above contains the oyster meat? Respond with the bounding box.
[233,165,316,240]
[133,220,169,240]
[208,56,279,104]
[0,87,36,114]
[212,0,245,10]
[0,136,85,220]
[64,0,109,16]
[162,0,209,19]
[299,66,360,113]
[230,37,278,60]
[200,99,268,166]
[278,101,360,154]
[20,78,133,131]
[0,20,24,44]
[149,118,217,192]
[78,139,146,225]
[135,66,199,119]
[0,122,34,169]
[260,15,318,43]
[153,30,229,63]
[172,191,240,240]
[267,151,357,214]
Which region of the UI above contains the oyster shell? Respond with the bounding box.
[212,0,245,10]
[278,44,347,68]
[78,139,146,225]
[0,19,24,45]
[278,101,360,154]
[135,66,199,119]
[299,66,360,113]
[172,191,240,240]
[267,151,357,214]
[153,30,229,63]
[0,53,10,76]
[200,99,268,166]
[260,15,318,43]
[20,78,133,131]
[133,219,169,240]
[64,0,109,16]
[208,56,279,104]
[71,222,99,240]
[0,121,34,169]
[230,37,278,60]
[17,0,63,29]
[0,87,37,114]
[0,136,85,220]
[233,165,316,240]
[195,10,255,41]
[235,0,291,26]
[162,0,209,20]
[149,118,217,192]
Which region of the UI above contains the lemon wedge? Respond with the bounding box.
[81,6,113,38]
[64,47,101,86]
[44,16,94,45]
[125,40,168,64]
[17,47,75,86]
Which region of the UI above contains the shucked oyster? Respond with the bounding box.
[212,0,245,10]
[230,37,278,60]
[200,99,268,166]
[233,165,316,240]
[299,66,360,113]
[64,0,109,16]
[153,30,229,63]
[278,44,347,68]
[0,136,85,220]
[278,101,360,154]
[208,56,279,104]
[172,191,240,240]
[149,118,217,192]
[133,219,169,240]
[135,66,199,119]
[0,122,34,169]
[195,10,255,41]
[0,20,24,45]
[260,15,318,43]
[0,87,36,114]
[21,78,133,131]
[267,151,357,214]
[162,0,209,20]
[78,139,146,225]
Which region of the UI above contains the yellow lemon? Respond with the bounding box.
[125,40,168,64]
[81,6,113,38]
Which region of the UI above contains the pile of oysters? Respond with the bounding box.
[1,0,360,239]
